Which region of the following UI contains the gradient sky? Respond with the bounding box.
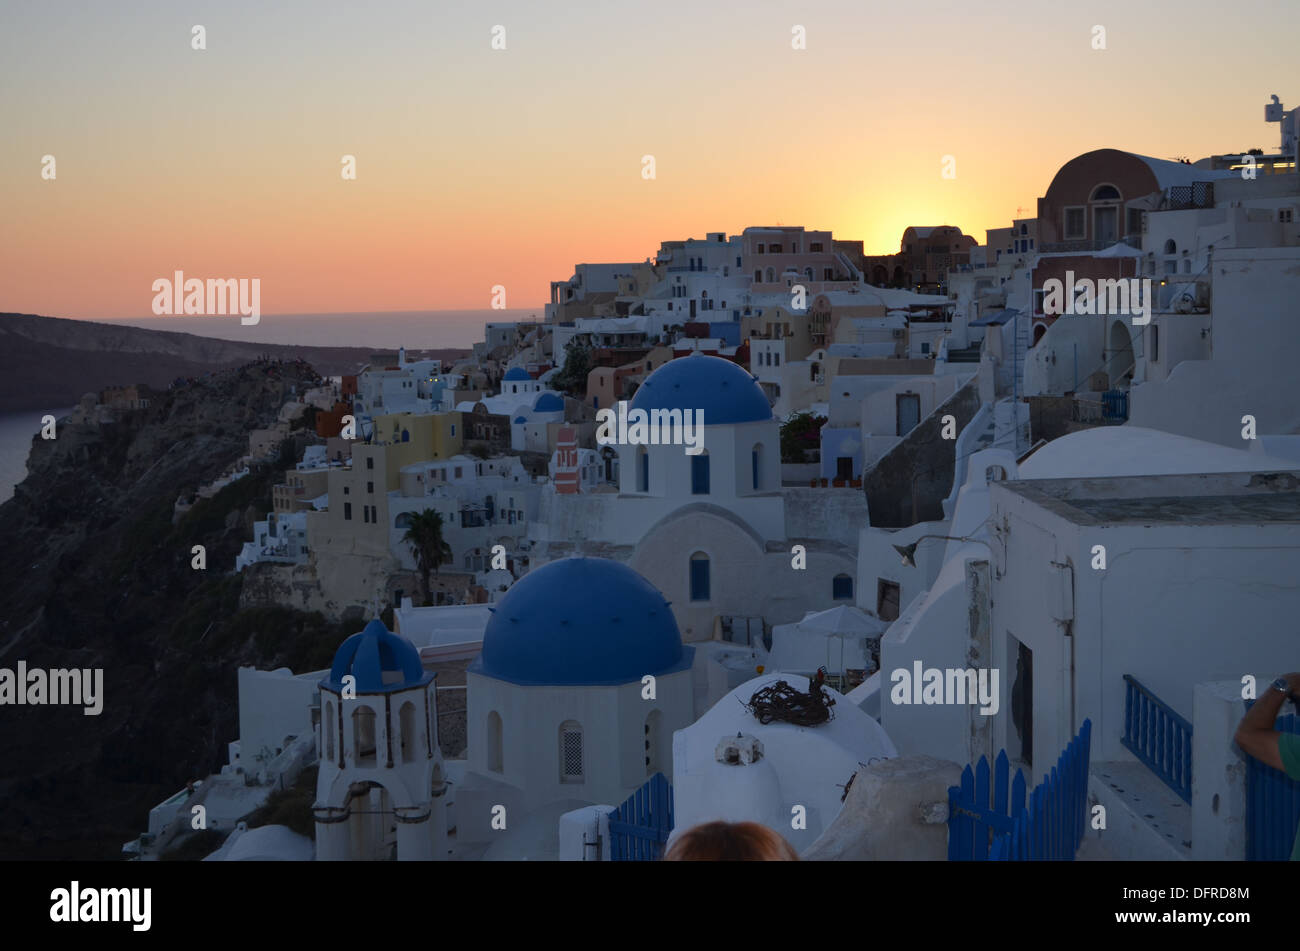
[3,0,1298,320]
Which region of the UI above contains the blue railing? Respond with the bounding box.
[608,772,674,861]
[949,719,1092,861]
[1122,674,1192,803]
[1102,389,1129,421]
[1244,710,1300,861]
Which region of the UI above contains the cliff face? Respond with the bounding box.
[0,314,468,413]
[0,360,354,859]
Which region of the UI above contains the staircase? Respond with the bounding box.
[1011,311,1030,402]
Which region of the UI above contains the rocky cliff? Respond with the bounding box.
[0,360,358,859]
[0,314,469,413]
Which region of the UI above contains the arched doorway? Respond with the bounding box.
[1106,320,1135,389]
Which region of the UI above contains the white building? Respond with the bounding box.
[528,353,868,641]
[314,618,448,861]
[454,557,696,858]
[234,510,309,571]
[671,672,896,855]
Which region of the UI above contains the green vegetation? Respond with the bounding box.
[159,828,225,862]
[244,764,318,840]
[550,339,593,396]
[780,411,827,464]
[402,509,453,606]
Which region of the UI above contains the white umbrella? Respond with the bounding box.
[796,605,886,637]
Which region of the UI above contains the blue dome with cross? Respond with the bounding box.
[472,557,693,686]
[630,352,772,425]
[322,618,432,694]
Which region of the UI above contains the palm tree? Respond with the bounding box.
[402,509,453,606]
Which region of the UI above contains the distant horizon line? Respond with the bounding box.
[37,307,551,321]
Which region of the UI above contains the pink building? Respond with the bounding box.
[742,226,852,291]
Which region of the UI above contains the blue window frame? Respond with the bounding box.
[690,553,710,602]
[691,454,710,495]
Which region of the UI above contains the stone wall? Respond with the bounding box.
[862,378,980,528]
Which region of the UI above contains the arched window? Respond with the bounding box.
[832,574,853,600]
[487,711,503,773]
[395,512,413,530]
[637,446,649,492]
[765,267,776,283]
[754,269,762,283]
[805,267,814,281]
[691,451,710,495]
[353,705,376,767]
[559,720,584,783]
[401,429,410,442]
[1163,239,1177,255]
[399,701,416,763]
[324,699,335,761]
[751,443,762,491]
[690,552,710,602]
[645,710,664,775]
[1091,184,1121,201]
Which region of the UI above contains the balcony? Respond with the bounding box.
[1040,234,1143,254]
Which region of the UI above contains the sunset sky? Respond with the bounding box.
[3,0,1298,320]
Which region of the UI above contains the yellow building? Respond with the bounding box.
[371,412,465,490]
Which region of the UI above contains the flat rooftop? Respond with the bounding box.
[995,470,1300,525]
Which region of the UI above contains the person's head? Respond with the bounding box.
[662,821,799,861]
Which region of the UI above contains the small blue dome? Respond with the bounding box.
[322,619,431,694]
[533,392,564,413]
[473,558,693,686]
[513,415,528,424]
[630,352,772,424]
[503,367,531,382]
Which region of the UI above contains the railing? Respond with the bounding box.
[1122,674,1192,804]
[948,719,1092,860]
[1101,389,1129,421]
[1244,709,1300,860]
[1040,235,1143,254]
[608,772,674,861]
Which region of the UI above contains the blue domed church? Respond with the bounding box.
[454,557,695,855]
[532,352,862,642]
[314,618,447,861]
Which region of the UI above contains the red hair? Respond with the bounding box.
[663,821,799,861]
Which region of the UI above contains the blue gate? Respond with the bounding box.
[1245,712,1300,861]
[608,772,674,861]
[949,719,1091,861]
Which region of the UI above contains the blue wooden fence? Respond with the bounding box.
[1121,674,1192,804]
[1102,389,1129,422]
[949,718,1091,861]
[1245,711,1300,861]
[608,772,674,861]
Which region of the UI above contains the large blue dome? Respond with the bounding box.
[503,366,531,381]
[473,557,692,686]
[630,352,772,424]
[533,392,564,413]
[322,618,432,694]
